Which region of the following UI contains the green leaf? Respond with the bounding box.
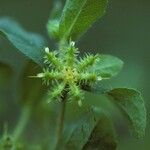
[47,1,62,39]
[82,80,111,95]
[59,0,108,40]
[91,55,124,79]
[107,88,146,139]
[0,43,28,104]
[62,108,117,150]
[0,17,46,65]
[0,42,26,71]
[47,20,60,39]
[82,111,117,150]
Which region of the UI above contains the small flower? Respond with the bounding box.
[45,47,50,53]
[70,41,75,47]
[97,76,102,81]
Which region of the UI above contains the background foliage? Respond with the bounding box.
[0,0,149,149]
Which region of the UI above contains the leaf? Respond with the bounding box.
[47,20,60,39]
[0,42,27,71]
[107,88,146,139]
[91,55,124,79]
[0,17,46,66]
[47,0,63,39]
[62,108,117,150]
[82,111,117,150]
[59,0,108,40]
[82,80,111,95]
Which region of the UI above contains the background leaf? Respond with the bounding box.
[61,108,117,150]
[47,0,63,39]
[82,80,111,95]
[0,17,46,65]
[91,55,124,79]
[107,88,146,139]
[59,0,108,40]
[20,61,46,105]
[0,63,12,116]
[82,111,117,150]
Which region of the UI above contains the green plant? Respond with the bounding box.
[0,0,146,149]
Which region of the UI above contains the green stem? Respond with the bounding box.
[12,105,31,142]
[55,92,67,147]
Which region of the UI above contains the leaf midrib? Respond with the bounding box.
[62,0,88,40]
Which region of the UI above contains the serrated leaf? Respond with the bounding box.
[107,88,146,139]
[61,108,117,150]
[59,0,108,40]
[0,17,46,65]
[92,55,124,79]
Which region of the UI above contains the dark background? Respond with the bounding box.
[0,0,150,149]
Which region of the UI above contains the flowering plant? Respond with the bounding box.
[0,0,146,149]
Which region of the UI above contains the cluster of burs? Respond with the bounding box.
[36,41,101,106]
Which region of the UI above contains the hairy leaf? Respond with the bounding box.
[0,17,46,65]
[59,0,108,40]
[62,108,117,150]
[92,55,123,79]
[107,88,146,139]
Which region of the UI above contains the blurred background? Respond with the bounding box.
[0,0,149,149]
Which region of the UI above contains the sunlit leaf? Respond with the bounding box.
[59,0,108,40]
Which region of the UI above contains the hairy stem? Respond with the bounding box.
[12,105,31,142]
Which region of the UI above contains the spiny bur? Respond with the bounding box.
[35,41,102,106]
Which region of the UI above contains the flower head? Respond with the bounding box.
[36,41,101,106]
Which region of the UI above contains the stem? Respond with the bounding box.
[55,92,67,147]
[12,105,31,142]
